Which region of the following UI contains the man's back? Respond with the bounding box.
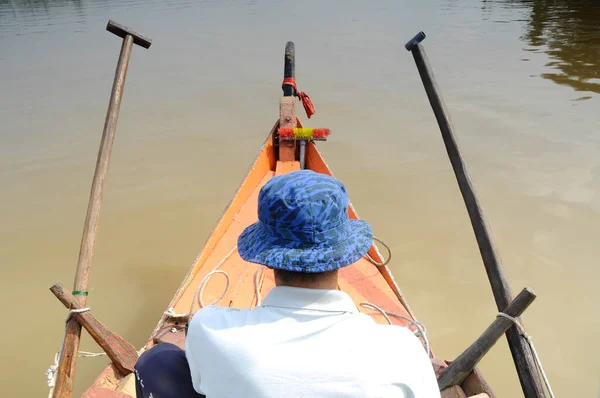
[186,286,440,398]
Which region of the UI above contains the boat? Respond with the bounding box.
[82,42,494,398]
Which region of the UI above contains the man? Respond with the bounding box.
[135,170,440,397]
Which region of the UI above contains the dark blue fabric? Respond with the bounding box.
[237,170,373,272]
[135,343,204,398]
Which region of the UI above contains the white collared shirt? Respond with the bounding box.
[186,286,440,397]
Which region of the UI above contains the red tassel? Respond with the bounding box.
[282,77,316,119]
[298,92,315,119]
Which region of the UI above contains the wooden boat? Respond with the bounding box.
[82,42,494,398]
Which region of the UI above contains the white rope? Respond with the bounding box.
[46,348,107,393]
[64,307,90,323]
[163,308,189,319]
[198,270,230,308]
[46,352,59,392]
[365,236,392,266]
[78,351,107,358]
[497,313,555,398]
[186,246,239,316]
[70,307,90,314]
[360,302,430,357]
[47,306,108,395]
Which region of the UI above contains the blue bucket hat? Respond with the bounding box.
[237,170,373,272]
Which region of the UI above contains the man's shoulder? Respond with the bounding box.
[189,305,250,329]
[190,305,268,330]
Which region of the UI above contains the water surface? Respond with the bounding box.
[1,0,599,396]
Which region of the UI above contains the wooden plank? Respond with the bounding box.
[115,373,136,396]
[279,97,296,162]
[441,385,467,398]
[462,367,495,397]
[81,365,122,397]
[83,385,131,398]
[275,160,301,175]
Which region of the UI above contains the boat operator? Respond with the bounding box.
[135,170,440,397]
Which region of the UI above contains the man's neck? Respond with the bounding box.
[274,269,339,290]
[275,279,338,290]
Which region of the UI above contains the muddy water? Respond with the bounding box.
[1,0,599,396]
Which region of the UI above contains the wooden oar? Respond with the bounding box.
[438,287,536,390]
[50,282,138,375]
[51,20,151,398]
[404,32,544,397]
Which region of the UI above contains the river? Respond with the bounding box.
[1,0,598,396]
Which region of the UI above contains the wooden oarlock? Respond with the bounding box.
[51,20,151,398]
[50,282,138,375]
[438,288,536,391]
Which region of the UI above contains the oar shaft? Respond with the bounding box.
[408,41,544,397]
[52,35,134,398]
[75,35,133,297]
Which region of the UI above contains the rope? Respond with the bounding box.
[78,351,107,358]
[190,246,238,315]
[163,308,189,319]
[70,307,90,314]
[282,77,316,118]
[198,270,231,308]
[365,236,392,267]
[46,353,59,393]
[64,307,90,323]
[47,306,107,396]
[497,313,555,398]
[360,302,430,357]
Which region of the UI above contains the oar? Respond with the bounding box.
[404,32,545,397]
[51,20,151,398]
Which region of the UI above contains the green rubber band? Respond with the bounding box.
[72,290,88,296]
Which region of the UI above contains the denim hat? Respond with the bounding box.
[237,170,373,272]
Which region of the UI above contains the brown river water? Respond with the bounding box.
[1,0,599,396]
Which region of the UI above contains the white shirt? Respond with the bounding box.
[186,286,440,398]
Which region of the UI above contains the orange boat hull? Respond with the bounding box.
[82,121,493,398]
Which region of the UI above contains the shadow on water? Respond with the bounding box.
[485,0,600,96]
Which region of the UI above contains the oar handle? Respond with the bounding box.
[405,31,426,51]
[283,41,295,97]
